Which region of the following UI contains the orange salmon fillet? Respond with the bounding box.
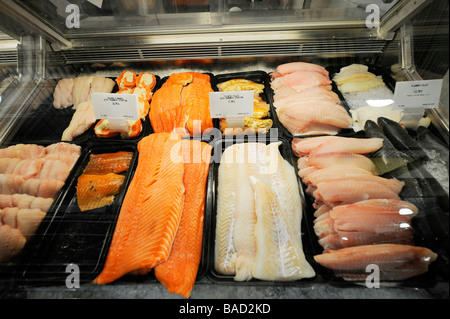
[82,151,133,175]
[76,173,125,212]
[149,72,213,137]
[93,133,185,284]
[154,139,212,298]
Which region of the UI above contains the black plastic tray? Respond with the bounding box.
[213,70,282,140]
[266,69,355,141]
[9,79,91,146]
[206,136,319,285]
[0,141,84,283]
[13,143,138,286]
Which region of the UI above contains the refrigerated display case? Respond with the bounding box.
[0,0,448,300]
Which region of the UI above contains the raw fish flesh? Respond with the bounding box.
[0,194,53,212]
[313,178,402,207]
[0,144,46,159]
[214,143,315,281]
[72,76,115,107]
[0,224,26,262]
[20,178,64,199]
[150,72,213,136]
[313,244,437,281]
[53,78,74,109]
[94,133,186,284]
[270,62,329,79]
[292,136,383,157]
[154,139,212,298]
[76,173,125,212]
[271,70,331,92]
[61,99,96,141]
[82,151,134,175]
[1,207,46,240]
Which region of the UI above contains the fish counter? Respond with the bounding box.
[0,62,448,300]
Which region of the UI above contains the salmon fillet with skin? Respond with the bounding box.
[154,139,212,298]
[93,133,185,284]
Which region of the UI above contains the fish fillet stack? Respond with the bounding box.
[292,136,438,281]
[214,142,315,281]
[54,76,116,142]
[270,62,353,136]
[94,133,212,299]
[150,72,214,137]
[0,142,81,262]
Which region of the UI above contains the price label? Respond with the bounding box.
[91,93,139,120]
[393,79,443,110]
[209,91,254,118]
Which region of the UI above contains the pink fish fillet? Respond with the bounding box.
[0,144,46,159]
[0,224,26,262]
[1,207,46,240]
[61,100,96,142]
[53,78,74,109]
[0,174,26,195]
[45,142,81,157]
[36,159,71,182]
[20,178,65,199]
[271,71,332,92]
[278,103,352,136]
[313,178,401,207]
[292,136,344,157]
[0,194,53,212]
[271,62,329,78]
[313,244,438,281]
[274,88,340,109]
[11,159,45,179]
[309,137,383,156]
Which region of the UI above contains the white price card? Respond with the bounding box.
[91,93,139,121]
[393,79,443,110]
[209,91,254,118]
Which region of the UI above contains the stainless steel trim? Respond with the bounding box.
[0,0,71,48]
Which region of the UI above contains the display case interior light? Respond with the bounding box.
[366,99,394,107]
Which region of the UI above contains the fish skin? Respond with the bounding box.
[377,117,428,160]
[364,120,411,175]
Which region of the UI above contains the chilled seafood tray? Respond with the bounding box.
[207,136,319,285]
[212,71,281,138]
[13,143,139,285]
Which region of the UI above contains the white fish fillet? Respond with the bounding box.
[61,100,96,141]
[214,145,237,275]
[215,142,315,281]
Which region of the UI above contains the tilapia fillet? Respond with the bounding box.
[214,142,315,281]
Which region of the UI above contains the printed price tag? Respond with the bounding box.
[91,93,139,120]
[393,79,443,110]
[209,91,254,118]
